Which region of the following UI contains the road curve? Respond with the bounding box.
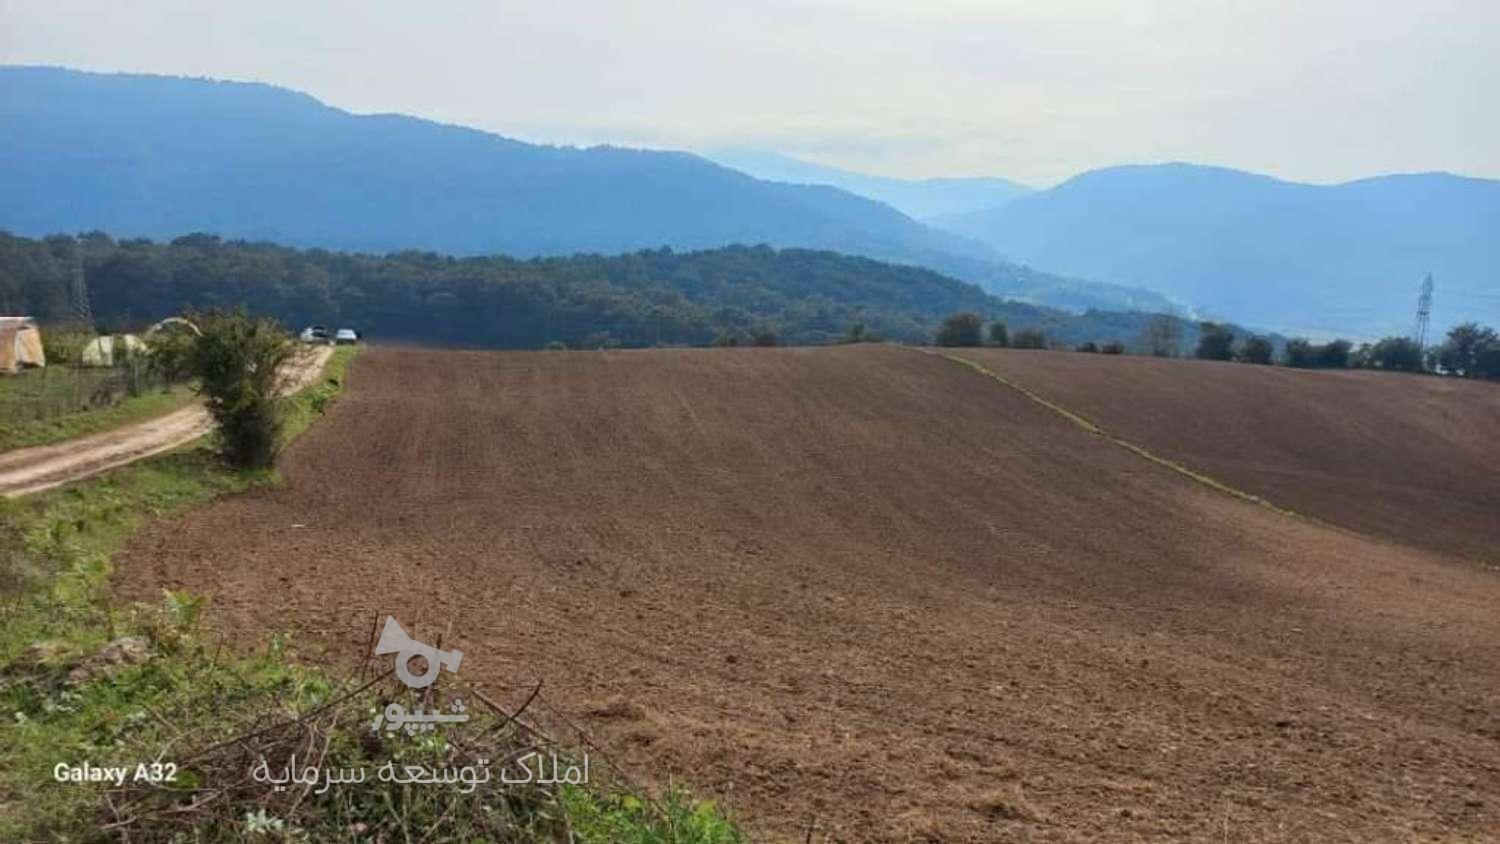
[0,346,335,498]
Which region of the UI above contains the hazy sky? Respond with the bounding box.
[3,0,1496,185]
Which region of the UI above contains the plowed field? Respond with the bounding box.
[952,349,1500,563]
[117,346,1500,841]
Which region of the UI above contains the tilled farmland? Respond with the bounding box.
[116,345,1500,841]
[952,348,1500,563]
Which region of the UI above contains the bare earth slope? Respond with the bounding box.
[117,346,1500,841]
[953,349,1500,563]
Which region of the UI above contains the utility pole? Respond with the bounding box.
[1413,273,1433,351]
[70,236,94,329]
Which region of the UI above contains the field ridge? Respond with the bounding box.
[934,350,1328,527]
[951,348,1500,562]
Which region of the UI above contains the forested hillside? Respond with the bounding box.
[1,230,1194,349]
[0,66,1161,314]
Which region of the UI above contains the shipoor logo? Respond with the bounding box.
[374,616,462,688]
[371,616,470,735]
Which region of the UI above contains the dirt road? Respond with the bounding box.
[117,346,1500,841]
[0,346,334,498]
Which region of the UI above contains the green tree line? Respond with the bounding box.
[931,311,1498,381]
[2,230,1209,351]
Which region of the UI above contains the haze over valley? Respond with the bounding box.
[4,65,1496,338]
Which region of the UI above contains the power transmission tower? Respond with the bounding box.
[1413,273,1433,350]
[70,237,94,328]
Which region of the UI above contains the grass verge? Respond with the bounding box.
[0,379,198,453]
[0,346,743,842]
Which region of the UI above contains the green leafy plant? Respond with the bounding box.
[154,309,296,468]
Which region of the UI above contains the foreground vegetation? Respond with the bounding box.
[0,372,194,452]
[0,343,742,841]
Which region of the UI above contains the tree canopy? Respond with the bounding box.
[1195,322,1235,361]
[1,230,1213,351]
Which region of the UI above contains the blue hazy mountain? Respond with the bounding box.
[0,66,1169,314]
[705,148,1031,220]
[933,163,1500,337]
[0,66,941,258]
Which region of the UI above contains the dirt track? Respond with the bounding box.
[117,346,1500,841]
[0,346,334,498]
[952,350,1500,563]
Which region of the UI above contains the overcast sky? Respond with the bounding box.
[3,0,1496,186]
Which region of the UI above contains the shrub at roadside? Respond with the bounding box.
[157,310,295,469]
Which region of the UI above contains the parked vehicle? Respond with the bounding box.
[335,328,359,345]
[300,325,330,344]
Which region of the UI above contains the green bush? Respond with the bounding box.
[986,322,1009,347]
[1366,336,1424,372]
[38,326,93,367]
[1195,322,1235,360]
[1240,335,1274,365]
[562,787,746,844]
[1437,323,1499,377]
[158,309,295,468]
[934,312,984,347]
[1284,339,1314,367]
[1285,337,1351,369]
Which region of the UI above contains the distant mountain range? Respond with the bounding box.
[0,66,1166,315]
[932,163,1500,337]
[704,148,1031,220]
[9,67,1490,339]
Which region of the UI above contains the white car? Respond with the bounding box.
[299,325,330,344]
[335,329,359,345]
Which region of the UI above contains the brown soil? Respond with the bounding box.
[115,346,1500,842]
[951,349,1500,564]
[0,346,333,498]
